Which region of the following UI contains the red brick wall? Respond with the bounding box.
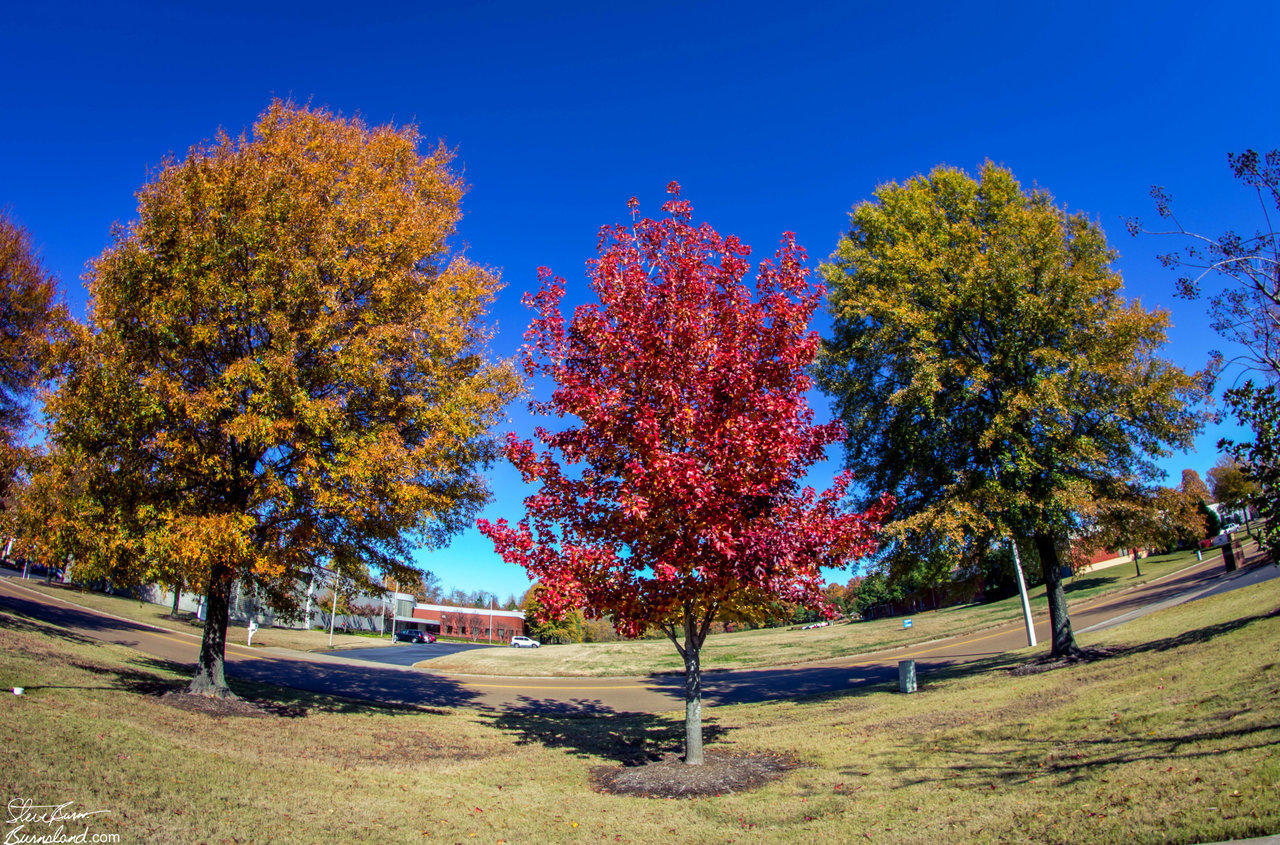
[407,604,525,640]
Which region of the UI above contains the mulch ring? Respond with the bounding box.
[1009,645,1126,676]
[591,751,799,799]
[158,690,306,718]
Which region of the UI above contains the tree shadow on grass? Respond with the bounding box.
[49,651,467,719]
[229,655,479,713]
[1116,609,1278,657]
[1064,576,1114,594]
[793,608,1279,713]
[2,584,481,715]
[0,607,101,647]
[769,651,1026,712]
[864,720,1280,790]
[486,697,730,766]
[818,611,1280,789]
[0,588,169,641]
[66,654,188,696]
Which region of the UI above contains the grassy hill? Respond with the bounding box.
[13,543,1223,677]
[2,560,1276,843]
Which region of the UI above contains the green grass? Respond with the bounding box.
[2,563,1277,843]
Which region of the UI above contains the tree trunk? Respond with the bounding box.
[170,580,182,618]
[187,568,234,697]
[682,614,704,765]
[1034,531,1081,658]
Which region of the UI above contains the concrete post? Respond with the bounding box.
[898,659,917,694]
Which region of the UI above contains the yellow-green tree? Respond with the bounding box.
[1208,455,1258,525]
[817,163,1205,657]
[46,101,519,696]
[1086,482,1206,576]
[519,584,585,644]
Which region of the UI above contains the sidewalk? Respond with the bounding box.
[1078,535,1276,634]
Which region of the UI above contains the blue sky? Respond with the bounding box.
[3,1,1276,600]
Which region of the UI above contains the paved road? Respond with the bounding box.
[332,641,490,666]
[2,547,1275,715]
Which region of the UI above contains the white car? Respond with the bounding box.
[510,635,540,648]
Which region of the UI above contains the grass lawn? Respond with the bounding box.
[419,545,1229,676]
[6,578,405,653]
[11,578,511,653]
[9,542,1233,677]
[2,565,1276,843]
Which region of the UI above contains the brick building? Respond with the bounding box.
[394,598,525,642]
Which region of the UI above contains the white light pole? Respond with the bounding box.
[327,572,340,647]
[1010,538,1037,648]
[302,569,317,630]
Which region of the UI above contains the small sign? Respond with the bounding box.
[903,618,913,629]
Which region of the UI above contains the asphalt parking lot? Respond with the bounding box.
[323,640,494,667]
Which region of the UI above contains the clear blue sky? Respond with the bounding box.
[3,1,1276,600]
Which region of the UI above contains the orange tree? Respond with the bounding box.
[480,185,890,764]
[0,212,67,502]
[45,101,519,696]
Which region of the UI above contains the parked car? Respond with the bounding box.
[395,629,435,644]
[510,635,540,648]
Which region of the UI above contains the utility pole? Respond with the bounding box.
[302,569,317,630]
[327,572,340,647]
[1010,538,1037,648]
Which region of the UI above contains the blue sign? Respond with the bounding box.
[904,618,913,629]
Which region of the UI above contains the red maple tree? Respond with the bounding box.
[479,184,891,764]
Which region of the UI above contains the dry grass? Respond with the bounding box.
[12,579,399,652]
[10,544,1225,680]
[422,548,1222,676]
[3,567,1277,843]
